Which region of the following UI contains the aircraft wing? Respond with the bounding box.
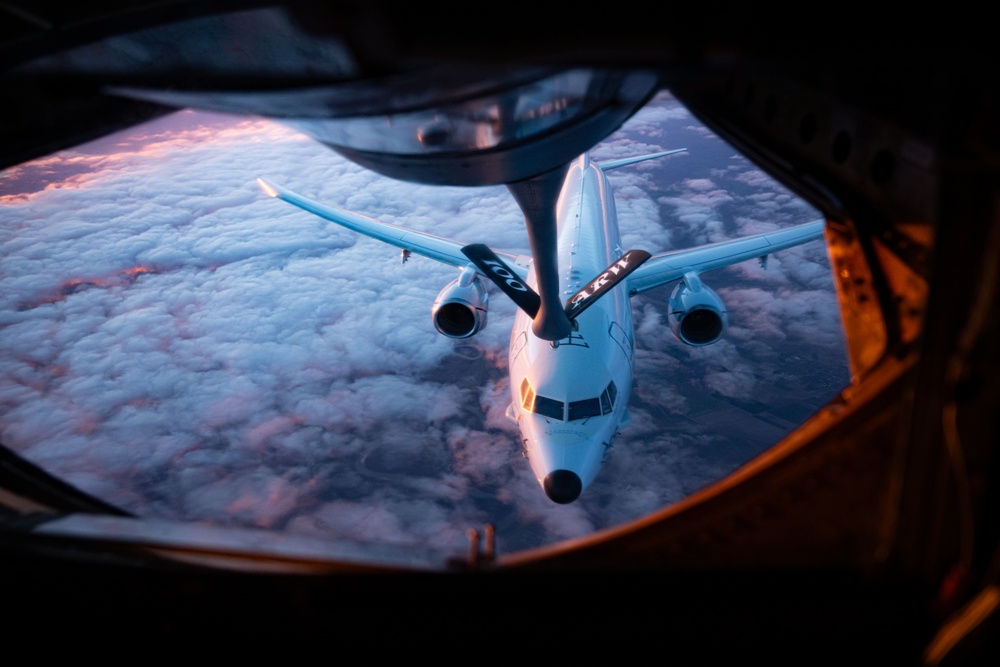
[256,178,530,277]
[626,219,825,295]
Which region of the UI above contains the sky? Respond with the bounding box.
[0,91,849,557]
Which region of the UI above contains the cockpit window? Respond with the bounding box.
[533,395,565,420]
[521,378,617,421]
[568,397,602,421]
[600,390,612,415]
[520,378,564,420]
[601,381,617,415]
[520,377,534,409]
[569,381,617,420]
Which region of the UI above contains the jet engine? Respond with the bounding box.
[668,272,727,346]
[432,267,489,338]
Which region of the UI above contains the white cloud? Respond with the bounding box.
[0,95,848,557]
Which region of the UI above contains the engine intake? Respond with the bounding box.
[668,272,727,346]
[432,268,488,338]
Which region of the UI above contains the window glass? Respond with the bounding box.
[522,385,535,411]
[533,395,564,420]
[569,397,602,421]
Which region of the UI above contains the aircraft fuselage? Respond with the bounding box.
[507,155,633,503]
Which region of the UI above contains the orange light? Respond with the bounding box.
[256,178,278,198]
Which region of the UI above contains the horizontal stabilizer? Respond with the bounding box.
[597,148,686,172]
[461,244,541,318]
[565,249,652,321]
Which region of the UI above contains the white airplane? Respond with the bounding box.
[257,150,824,503]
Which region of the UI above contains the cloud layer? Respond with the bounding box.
[0,92,849,555]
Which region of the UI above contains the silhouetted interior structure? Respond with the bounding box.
[1,3,997,661]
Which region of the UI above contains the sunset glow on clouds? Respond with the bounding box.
[0,93,849,555]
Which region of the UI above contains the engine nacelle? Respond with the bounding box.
[668,272,727,346]
[432,268,488,338]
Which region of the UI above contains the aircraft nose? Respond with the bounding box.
[543,469,582,504]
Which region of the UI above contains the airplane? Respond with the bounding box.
[257,150,825,503]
